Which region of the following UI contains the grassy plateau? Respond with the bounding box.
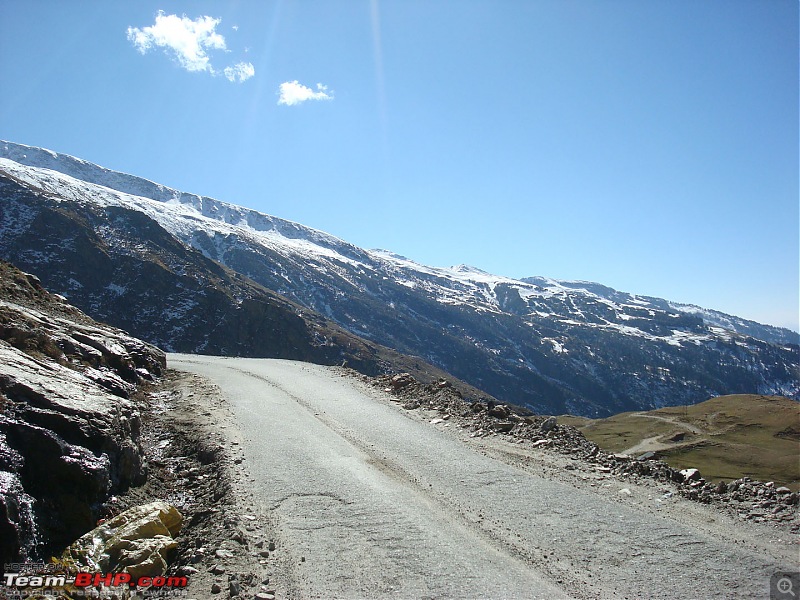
[561,395,800,490]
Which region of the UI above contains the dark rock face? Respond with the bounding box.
[0,260,165,563]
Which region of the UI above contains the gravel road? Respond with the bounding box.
[169,355,797,599]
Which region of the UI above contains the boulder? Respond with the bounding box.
[540,416,558,433]
[487,404,510,419]
[63,501,182,577]
[390,373,415,389]
[680,468,702,482]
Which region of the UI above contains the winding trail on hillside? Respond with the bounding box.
[621,413,708,455]
[628,412,705,435]
[169,355,792,599]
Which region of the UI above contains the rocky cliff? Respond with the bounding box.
[0,260,165,564]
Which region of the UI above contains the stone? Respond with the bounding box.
[62,501,182,578]
[116,537,179,580]
[390,373,415,389]
[680,468,702,482]
[229,579,242,597]
[488,404,510,419]
[210,564,226,575]
[540,416,557,433]
[232,529,248,545]
[492,421,515,433]
[211,583,222,594]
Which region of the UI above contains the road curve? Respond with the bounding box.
[169,355,792,599]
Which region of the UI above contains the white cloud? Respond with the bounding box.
[225,62,255,83]
[278,81,334,106]
[127,11,250,82]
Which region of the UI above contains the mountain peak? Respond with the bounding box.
[451,264,491,275]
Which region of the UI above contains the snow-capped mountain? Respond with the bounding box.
[1,141,797,416]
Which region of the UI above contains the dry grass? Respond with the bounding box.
[562,395,800,490]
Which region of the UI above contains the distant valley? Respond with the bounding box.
[1,140,798,416]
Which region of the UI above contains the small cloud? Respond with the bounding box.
[127,12,254,83]
[232,24,239,31]
[127,11,227,73]
[225,62,255,83]
[277,81,334,106]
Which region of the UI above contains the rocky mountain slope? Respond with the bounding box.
[0,166,480,394]
[1,141,797,416]
[0,260,165,564]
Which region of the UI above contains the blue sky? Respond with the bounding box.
[1,1,798,331]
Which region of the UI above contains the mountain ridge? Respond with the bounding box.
[1,140,797,416]
[3,140,796,344]
[3,141,795,343]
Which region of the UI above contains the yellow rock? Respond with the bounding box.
[63,501,182,576]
